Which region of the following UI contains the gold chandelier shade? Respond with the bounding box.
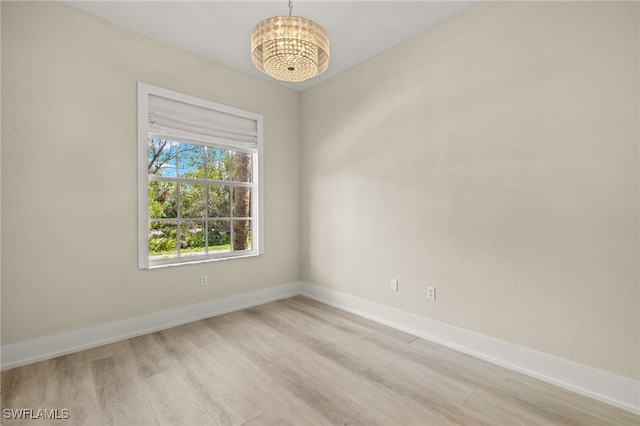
[251,16,329,83]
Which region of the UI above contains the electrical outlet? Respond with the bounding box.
[200,275,208,286]
[427,287,436,300]
[390,279,399,292]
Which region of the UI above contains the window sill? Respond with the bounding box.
[145,252,262,269]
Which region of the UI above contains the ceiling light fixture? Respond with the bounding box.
[251,0,330,83]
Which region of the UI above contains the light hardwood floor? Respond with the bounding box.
[1,296,638,425]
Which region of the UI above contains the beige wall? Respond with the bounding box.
[2,0,639,383]
[1,2,301,344]
[301,1,639,380]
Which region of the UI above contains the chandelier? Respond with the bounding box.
[251,0,330,83]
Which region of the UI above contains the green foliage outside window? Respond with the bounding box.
[147,139,252,257]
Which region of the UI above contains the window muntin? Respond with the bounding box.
[147,141,255,262]
[138,83,263,268]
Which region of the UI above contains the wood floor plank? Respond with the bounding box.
[368,331,517,393]
[140,369,214,426]
[465,375,640,426]
[124,333,174,379]
[151,325,205,367]
[246,300,360,350]
[359,342,476,404]
[266,355,383,425]
[290,295,418,344]
[272,344,463,426]
[175,319,219,347]
[147,320,261,425]
[204,327,368,426]
[409,336,639,425]
[464,387,582,426]
[278,297,374,339]
[176,354,261,426]
[1,361,53,426]
[2,296,638,426]
[81,341,128,363]
[199,337,334,426]
[360,361,493,425]
[203,310,294,366]
[1,360,50,411]
[90,353,158,425]
[41,352,102,426]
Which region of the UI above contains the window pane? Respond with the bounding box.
[178,143,205,179]
[149,181,177,218]
[208,185,231,218]
[180,183,206,218]
[232,219,252,251]
[149,222,178,259]
[206,148,233,181]
[148,139,177,177]
[181,221,206,257]
[232,151,252,183]
[208,221,230,252]
[232,187,252,218]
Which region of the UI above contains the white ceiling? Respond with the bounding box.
[64,1,475,91]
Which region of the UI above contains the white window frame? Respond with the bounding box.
[138,83,264,269]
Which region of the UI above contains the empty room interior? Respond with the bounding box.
[1,0,639,424]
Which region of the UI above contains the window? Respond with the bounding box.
[138,83,263,268]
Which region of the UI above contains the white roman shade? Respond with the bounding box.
[148,94,259,152]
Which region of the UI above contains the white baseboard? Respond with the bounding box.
[3,280,637,414]
[300,282,640,415]
[0,281,302,371]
